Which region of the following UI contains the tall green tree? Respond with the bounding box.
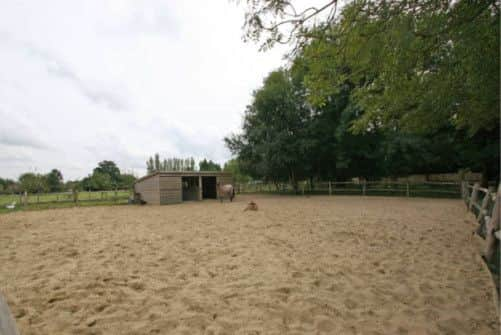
[225,69,314,191]
[46,169,63,192]
[147,157,155,174]
[93,161,121,185]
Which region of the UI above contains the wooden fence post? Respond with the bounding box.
[328,181,332,196]
[21,192,27,206]
[198,176,203,200]
[477,191,491,222]
[469,182,480,212]
[406,183,410,197]
[485,185,500,263]
[460,181,466,202]
[462,181,471,209]
[362,181,366,196]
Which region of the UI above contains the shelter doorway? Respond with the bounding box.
[182,176,199,201]
[202,176,217,199]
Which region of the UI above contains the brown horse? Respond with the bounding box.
[217,182,235,202]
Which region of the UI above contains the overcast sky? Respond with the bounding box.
[0,1,288,180]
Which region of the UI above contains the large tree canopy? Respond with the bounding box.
[226,14,499,184]
[230,0,499,185]
[240,0,499,136]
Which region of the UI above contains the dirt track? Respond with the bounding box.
[0,195,498,334]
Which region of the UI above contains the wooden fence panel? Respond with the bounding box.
[485,185,500,264]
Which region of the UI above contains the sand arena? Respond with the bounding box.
[0,195,498,334]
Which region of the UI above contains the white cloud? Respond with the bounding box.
[0,0,286,180]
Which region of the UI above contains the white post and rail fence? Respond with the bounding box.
[236,180,464,198]
[461,182,500,271]
[0,190,132,209]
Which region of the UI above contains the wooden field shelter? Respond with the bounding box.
[134,171,233,205]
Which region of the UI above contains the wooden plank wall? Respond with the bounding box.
[134,175,160,205]
[135,173,233,205]
[159,175,182,205]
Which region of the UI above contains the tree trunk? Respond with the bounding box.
[481,163,489,188]
[289,169,299,194]
[309,176,315,192]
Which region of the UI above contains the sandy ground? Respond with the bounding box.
[0,195,498,335]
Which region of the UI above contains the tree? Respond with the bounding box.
[146,154,196,172]
[239,1,499,136]
[118,173,137,189]
[81,172,113,191]
[89,172,113,191]
[225,69,314,191]
[81,161,134,191]
[93,161,121,186]
[240,0,340,51]
[154,154,161,172]
[147,157,155,174]
[64,180,80,192]
[46,169,63,192]
[0,178,17,194]
[223,159,251,183]
[19,173,49,193]
[198,159,222,172]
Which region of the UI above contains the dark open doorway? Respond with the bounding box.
[182,176,199,201]
[202,176,217,199]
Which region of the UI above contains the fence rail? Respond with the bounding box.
[461,182,500,303]
[0,190,132,208]
[236,181,462,198]
[461,182,500,265]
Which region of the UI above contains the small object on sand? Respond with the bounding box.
[244,201,258,212]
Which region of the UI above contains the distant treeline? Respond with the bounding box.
[0,155,243,194]
[146,154,222,173]
[0,160,136,194]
